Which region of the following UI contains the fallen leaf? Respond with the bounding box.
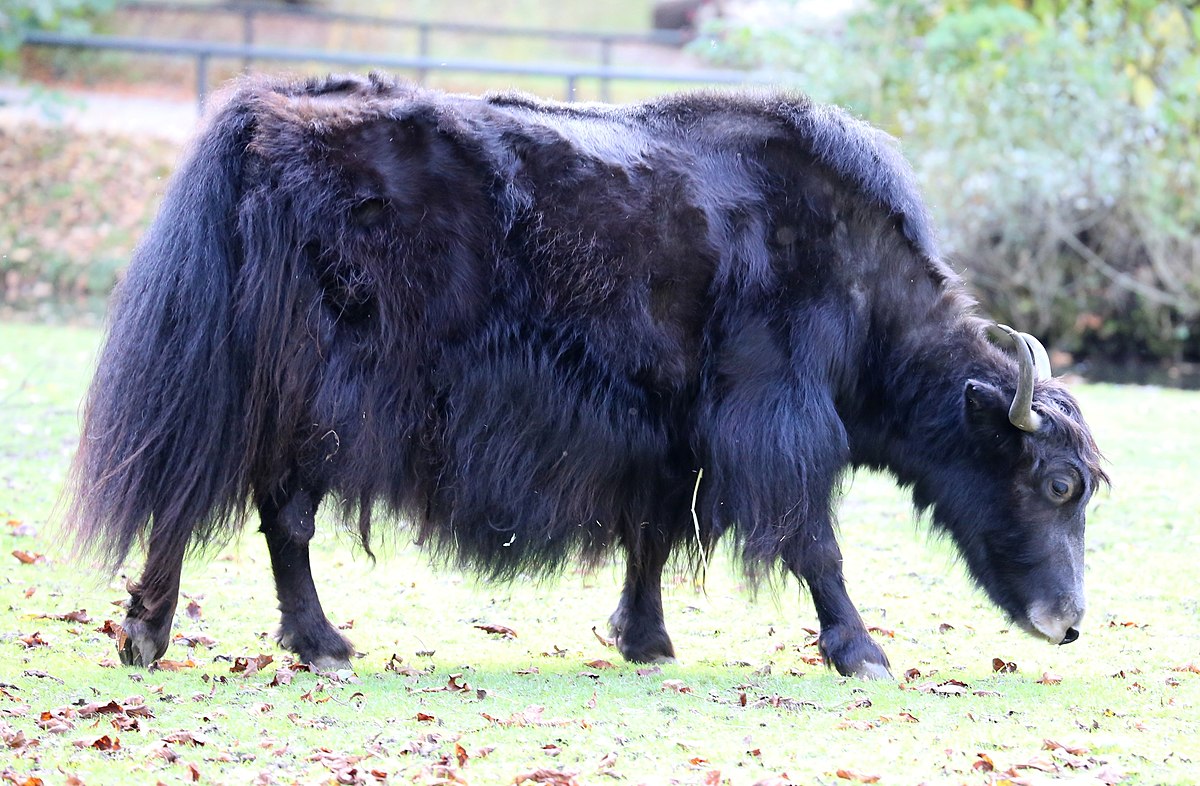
[973,753,995,772]
[415,712,437,723]
[231,654,274,676]
[866,626,894,638]
[73,735,119,751]
[152,659,196,672]
[18,633,48,648]
[992,657,1018,673]
[513,767,580,786]
[162,730,210,746]
[1042,739,1089,756]
[474,623,517,638]
[752,775,798,786]
[174,633,217,649]
[1171,662,1200,674]
[385,654,422,676]
[937,623,955,633]
[835,768,880,783]
[11,550,46,565]
[591,626,615,648]
[635,666,662,677]
[584,659,616,670]
[37,610,92,624]
[1038,672,1064,685]
[662,679,693,694]
[184,599,203,621]
[96,621,123,640]
[903,667,921,682]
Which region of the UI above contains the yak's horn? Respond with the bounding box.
[1021,330,1052,381]
[996,324,1046,432]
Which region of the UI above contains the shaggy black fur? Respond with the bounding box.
[67,73,1106,675]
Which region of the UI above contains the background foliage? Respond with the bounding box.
[709,0,1200,364]
[0,0,115,68]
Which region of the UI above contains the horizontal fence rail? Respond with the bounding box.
[21,31,762,109]
[117,0,697,99]
[119,1,694,48]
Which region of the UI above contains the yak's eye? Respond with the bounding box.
[1046,474,1077,503]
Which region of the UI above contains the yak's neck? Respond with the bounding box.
[846,300,1005,487]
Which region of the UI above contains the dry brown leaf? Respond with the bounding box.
[1042,739,1090,756]
[661,679,693,694]
[835,769,880,783]
[591,626,615,648]
[1038,672,1064,685]
[18,633,48,649]
[474,623,518,638]
[513,767,580,786]
[37,610,92,624]
[231,654,274,676]
[11,550,46,565]
[973,753,995,772]
[992,657,1018,673]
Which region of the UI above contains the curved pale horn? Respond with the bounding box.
[996,324,1043,432]
[1019,331,1052,380]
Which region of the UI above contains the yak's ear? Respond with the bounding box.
[963,379,1013,434]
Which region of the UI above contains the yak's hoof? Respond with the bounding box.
[849,661,895,681]
[276,621,356,670]
[309,655,355,673]
[117,617,170,668]
[609,610,676,664]
[818,624,892,679]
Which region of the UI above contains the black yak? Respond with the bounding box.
[67,73,1107,678]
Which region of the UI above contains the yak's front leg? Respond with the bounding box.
[119,523,189,666]
[259,484,355,670]
[608,523,676,663]
[783,535,892,679]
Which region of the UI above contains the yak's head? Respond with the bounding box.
[920,325,1108,646]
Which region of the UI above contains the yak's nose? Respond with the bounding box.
[1028,594,1085,645]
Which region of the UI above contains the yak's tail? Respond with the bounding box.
[65,97,258,570]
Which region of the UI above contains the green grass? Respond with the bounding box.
[1,321,1198,785]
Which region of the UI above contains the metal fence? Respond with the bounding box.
[118,1,694,70]
[21,30,761,109]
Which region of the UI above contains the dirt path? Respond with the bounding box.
[0,83,198,141]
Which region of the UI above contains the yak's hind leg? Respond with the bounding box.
[609,520,676,663]
[119,525,189,666]
[259,482,355,670]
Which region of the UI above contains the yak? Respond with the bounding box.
[66,73,1106,679]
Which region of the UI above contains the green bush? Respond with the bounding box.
[706,1,1200,364]
[0,0,116,70]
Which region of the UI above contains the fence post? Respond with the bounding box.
[242,8,255,71]
[417,22,430,84]
[196,51,210,111]
[599,36,612,102]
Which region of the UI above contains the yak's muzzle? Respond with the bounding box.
[1025,594,1085,645]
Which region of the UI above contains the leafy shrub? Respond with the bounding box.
[706,0,1200,364]
[0,0,116,70]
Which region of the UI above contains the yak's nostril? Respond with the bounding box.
[1059,627,1080,645]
